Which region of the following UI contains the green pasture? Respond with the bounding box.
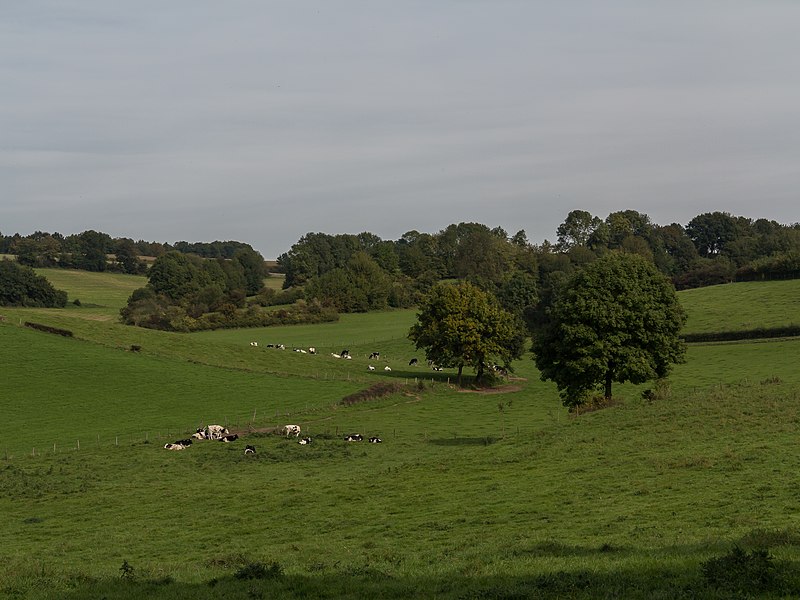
[4,270,800,597]
[680,278,800,334]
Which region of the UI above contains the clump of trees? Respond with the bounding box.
[118,249,331,332]
[0,260,67,307]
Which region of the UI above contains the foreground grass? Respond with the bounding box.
[4,376,800,598]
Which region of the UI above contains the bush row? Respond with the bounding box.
[682,324,800,343]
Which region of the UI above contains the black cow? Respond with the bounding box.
[409,358,418,366]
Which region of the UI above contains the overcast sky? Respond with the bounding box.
[2,1,799,258]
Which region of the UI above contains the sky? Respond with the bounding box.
[2,1,799,259]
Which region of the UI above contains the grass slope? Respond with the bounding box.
[3,270,800,597]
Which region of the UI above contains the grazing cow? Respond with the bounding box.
[340,349,350,358]
[345,434,363,442]
[308,347,316,354]
[282,424,301,437]
[384,366,392,371]
[250,341,258,347]
[164,443,185,450]
[409,358,418,366]
[368,365,375,371]
[221,434,239,442]
[369,437,382,443]
[298,437,313,445]
[369,352,380,360]
[331,353,341,359]
[244,445,256,454]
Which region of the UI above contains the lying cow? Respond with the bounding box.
[384,366,392,371]
[164,443,186,450]
[308,347,317,354]
[369,437,383,443]
[244,445,256,455]
[220,434,239,442]
[409,358,418,366]
[174,438,193,446]
[298,437,313,445]
[282,424,301,437]
[345,434,363,442]
[369,352,380,360]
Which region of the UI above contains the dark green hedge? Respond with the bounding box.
[682,325,800,343]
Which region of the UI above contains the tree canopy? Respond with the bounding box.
[0,259,68,308]
[409,281,525,385]
[531,252,686,407]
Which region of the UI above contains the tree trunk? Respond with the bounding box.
[457,364,463,386]
[604,369,613,399]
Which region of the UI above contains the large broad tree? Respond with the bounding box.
[409,281,525,385]
[532,251,686,407]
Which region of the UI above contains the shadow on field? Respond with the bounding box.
[37,559,800,600]
[428,436,499,446]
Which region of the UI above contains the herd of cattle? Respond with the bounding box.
[164,423,382,454]
[248,342,454,371]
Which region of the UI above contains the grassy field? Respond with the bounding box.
[680,278,800,334]
[4,271,800,598]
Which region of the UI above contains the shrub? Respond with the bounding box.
[701,546,778,594]
[233,561,284,580]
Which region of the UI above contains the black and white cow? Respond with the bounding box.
[384,366,392,371]
[250,341,258,347]
[340,349,350,358]
[298,437,313,445]
[369,352,380,360]
[221,434,239,442]
[195,425,228,440]
[282,424,301,437]
[308,347,317,354]
[174,438,193,446]
[345,434,363,442]
[409,358,418,366]
[244,445,256,454]
[369,437,383,443]
[368,365,375,371]
[164,443,186,450]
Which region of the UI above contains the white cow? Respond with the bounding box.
[368,365,375,371]
[384,366,392,371]
[250,341,258,347]
[282,424,301,437]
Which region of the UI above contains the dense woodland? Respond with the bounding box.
[3,209,800,331]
